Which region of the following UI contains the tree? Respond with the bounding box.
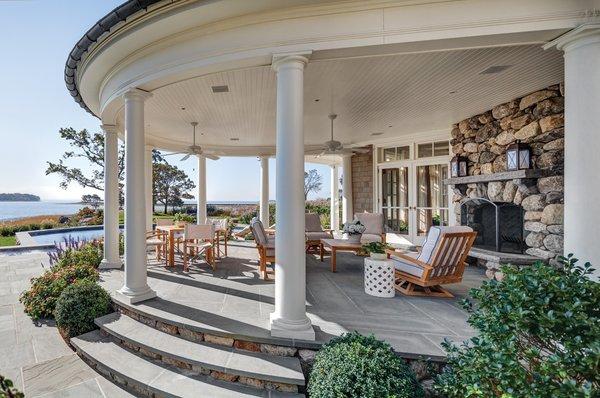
[304,169,323,200]
[47,127,166,204]
[153,163,195,214]
[81,194,102,209]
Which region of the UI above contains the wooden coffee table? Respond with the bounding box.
[320,239,363,272]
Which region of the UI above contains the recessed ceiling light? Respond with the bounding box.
[388,125,393,128]
[314,99,320,102]
[449,91,457,94]
[211,85,229,93]
[180,106,186,110]
[230,138,239,141]
[371,132,383,136]
[480,65,512,75]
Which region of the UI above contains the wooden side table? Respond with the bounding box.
[364,257,395,298]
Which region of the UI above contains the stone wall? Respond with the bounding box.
[351,147,374,214]
[451,84,565,268]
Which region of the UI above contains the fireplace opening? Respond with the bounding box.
[461,198,524,254]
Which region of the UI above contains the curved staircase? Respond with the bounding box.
[71,307,307,397]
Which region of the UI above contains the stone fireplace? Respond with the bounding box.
[446,84,565,279]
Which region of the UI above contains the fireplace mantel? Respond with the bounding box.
[443,169,548,186]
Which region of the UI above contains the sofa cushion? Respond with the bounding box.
[391,253,423,278]
[354,212,384,235]
[305,213,323,232]
[250,217,268,246]
[306,231,331,241]
[360,233,383,244]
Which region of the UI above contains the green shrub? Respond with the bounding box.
[40,219,56,229]
[19,263,98,319]
[0,374,24,398]
[308,332,424,398]
[435,255,600,397]
[0,226,14,237]
[28,223,41,231]
[50,241,103,269]
[55,281,112,338]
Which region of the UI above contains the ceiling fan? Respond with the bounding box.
[310,113,370,157]
[163,122,220,161]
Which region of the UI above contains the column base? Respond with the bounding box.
[99,259,122,269]
[116,286,157,304]
[270,312,315,341]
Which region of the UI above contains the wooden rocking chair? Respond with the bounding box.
[387,226,476,298]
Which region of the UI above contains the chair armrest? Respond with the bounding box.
[264,228,276,235]
[386,249,431,269]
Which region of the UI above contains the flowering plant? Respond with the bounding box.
[342,220,366,235]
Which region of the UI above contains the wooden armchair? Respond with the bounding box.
[386,226,476,298]
[146,230,168,265]
[249,217,275,280]
[182,224,215,272]
[305,213,333,252]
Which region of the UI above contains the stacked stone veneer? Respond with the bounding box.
[451,84,565,269]
[351,146,374,214]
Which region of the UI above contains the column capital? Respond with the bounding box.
[272,51,312,72]
[100,124,118,135]
[543,22,600,52]
[123,88,153,102]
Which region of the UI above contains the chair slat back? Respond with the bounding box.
[249,218,268,246]
[184,224,215,241]
[428,232,476,278]
[305,213,323,233]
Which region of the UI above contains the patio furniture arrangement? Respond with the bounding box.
[145,230,168,265]
[305,213,333,252]
[387,226,476,297]
[320,238,363,272]
[208,217,229,258]
[354,212,386,244]
[363,257,395,297]
[155,224,185,266]
[182,224,215,272]
[249,217,275,280]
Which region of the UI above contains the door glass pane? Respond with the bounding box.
[383,147,396,162]
[381,167,409,235]
[417,143,433,158]
[416,164,449,236]
[433,141,450,156]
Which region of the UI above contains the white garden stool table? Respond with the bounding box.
[364,257,395,298]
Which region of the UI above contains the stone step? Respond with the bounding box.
[96,312,305,388]
[72,330,304,398]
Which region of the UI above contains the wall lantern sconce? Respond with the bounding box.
[506,140,532,171]
[450,155,468,177]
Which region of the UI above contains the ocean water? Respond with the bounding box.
[0,201,87,222]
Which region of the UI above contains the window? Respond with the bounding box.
[378,146,410,163]
[417,140,450,158]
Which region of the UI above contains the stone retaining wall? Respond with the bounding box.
[451,84,565,273]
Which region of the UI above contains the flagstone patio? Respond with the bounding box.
[100,241,484,360]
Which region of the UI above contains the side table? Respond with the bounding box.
[364,257,395,298]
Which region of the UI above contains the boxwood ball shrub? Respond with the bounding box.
[55,281,112,338]
[308,332,424,398]
[435,255,600,398]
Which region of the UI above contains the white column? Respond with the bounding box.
[330,164,339,232]
[99,124,121,269]
[547,24,600,271]
[271,53,315,340]
[341,154,353,225]
[145,145,153,231]
[117,88,156,304]
[197,155,207,224]
[259,156,270,226]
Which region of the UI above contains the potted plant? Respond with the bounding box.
[362,242,391,260]
[342,220,366,242]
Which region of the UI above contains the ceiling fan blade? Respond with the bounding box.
[205,154,220,161]
[162,152,185,156]
[352,147,371,154]
[181,154,191,161]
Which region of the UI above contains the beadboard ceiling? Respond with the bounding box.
[122,43,564,154]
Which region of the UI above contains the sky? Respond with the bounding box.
[0,0,332,203]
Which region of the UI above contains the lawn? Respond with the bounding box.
[0,236,17,246]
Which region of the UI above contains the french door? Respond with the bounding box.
[379,161,450,245]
